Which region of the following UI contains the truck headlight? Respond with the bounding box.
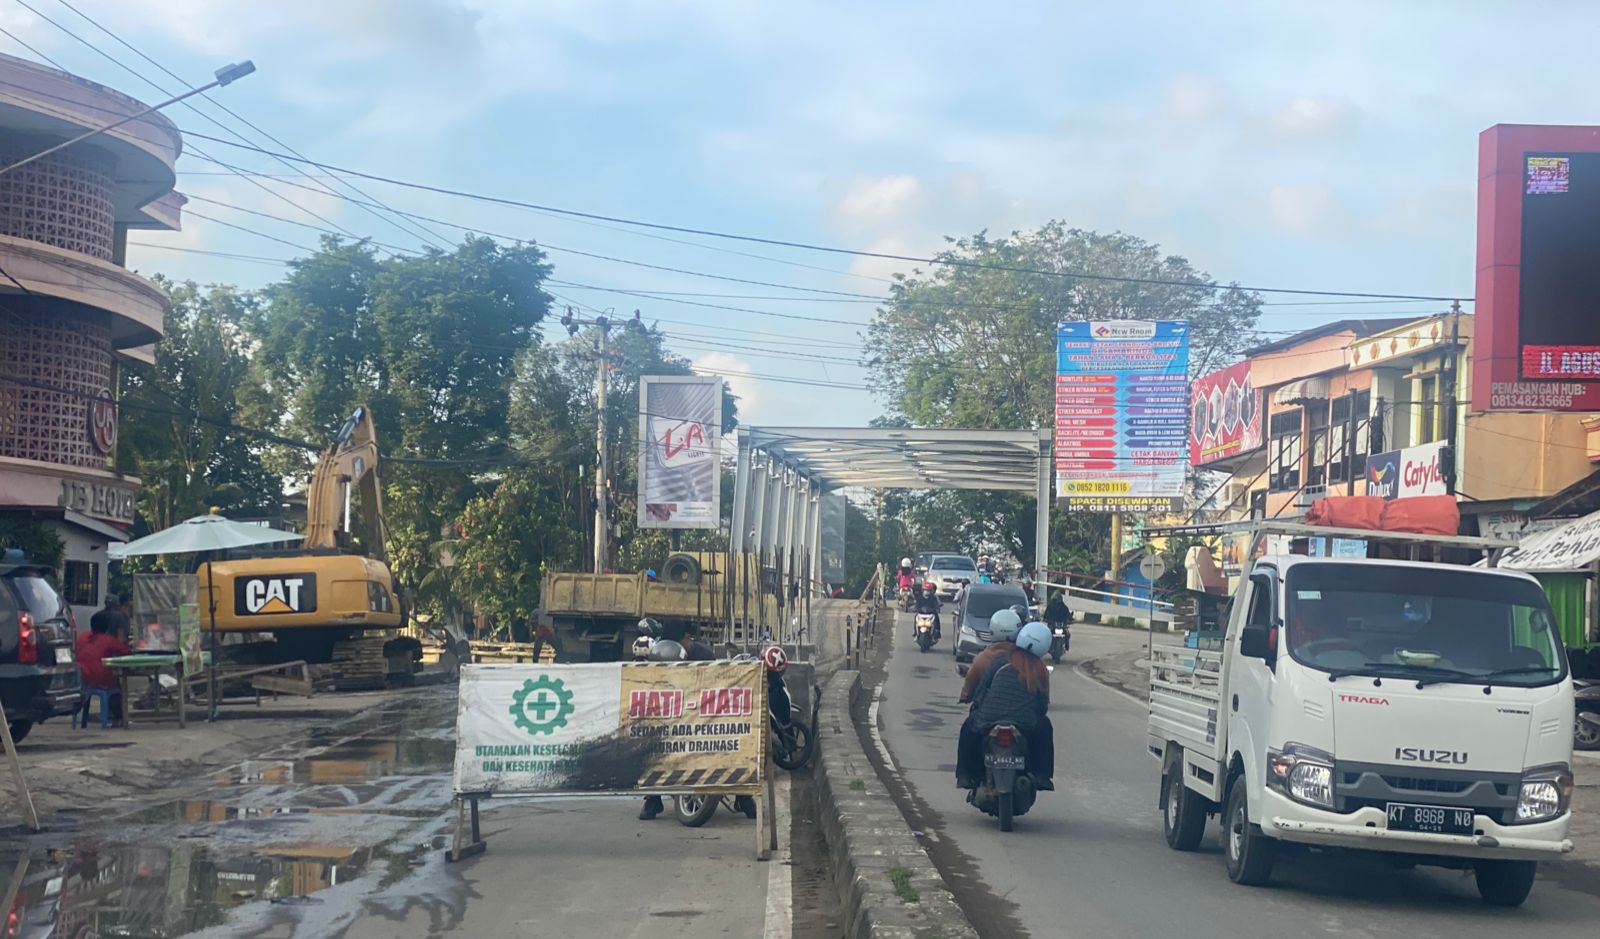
[1514,765,1573,824]
[1267,744,1336,809]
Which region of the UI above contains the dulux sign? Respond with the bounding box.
[1365,440,1448,501]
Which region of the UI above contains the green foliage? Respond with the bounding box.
[0,514,64,571]
[117,281,280,531]
[452,469,581,624]
[865,223,1264,576]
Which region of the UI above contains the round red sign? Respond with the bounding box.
[89,393,116,454]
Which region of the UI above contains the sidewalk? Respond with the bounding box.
[1080,649,1600,869]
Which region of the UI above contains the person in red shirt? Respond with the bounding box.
[76,614,132,693]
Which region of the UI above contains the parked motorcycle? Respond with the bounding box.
[674,793,758,826]
[915,613,937,652]
[1577,681,1600,751]
[967,722,1040,832]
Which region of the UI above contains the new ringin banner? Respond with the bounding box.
[452,662,766,796]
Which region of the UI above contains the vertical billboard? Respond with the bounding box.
[1188,360,1261,466]
[638,376,722,529]
[1055,320,1189,512]
[1475,124,1600,411]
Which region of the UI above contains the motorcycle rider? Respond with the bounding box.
[959,608,1021,704]
[897,558,916,597]
[914,581,942,642]
[638,623,693,821]
[1045,592,1072,630]
[957,618,1055,791]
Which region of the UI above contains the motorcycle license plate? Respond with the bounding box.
[1053,629,1065,637]
[55,647,73,664]
[1385,802,1473,836]
[986,754,1025,769]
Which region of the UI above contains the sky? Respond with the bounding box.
[4,0,1599,427]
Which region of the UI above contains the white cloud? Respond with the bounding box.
[1262,95,1360,143]
[831,175,925,232]
[1265,184,1340,235]
[1164,74,1226,124]
[691,353,763,422]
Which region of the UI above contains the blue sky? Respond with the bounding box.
[5,0,1598,425]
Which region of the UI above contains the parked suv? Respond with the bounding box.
[0,554,82,742]
[953,581,1030,663]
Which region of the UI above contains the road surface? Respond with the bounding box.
[875,613,1600,938]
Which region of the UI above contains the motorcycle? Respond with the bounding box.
[1048,625,1070,664]
[1577,681,1600,751]
[967,722,1039,832]
[915,613,937,653]
[674,792,758,826]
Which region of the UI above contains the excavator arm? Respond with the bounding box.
[303,405,389,562]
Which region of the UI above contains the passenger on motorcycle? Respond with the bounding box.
[956,618,1055,791]
[959,608,1021,704]
[914,581,942,641]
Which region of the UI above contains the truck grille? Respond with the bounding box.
[1376,774,1474,795]
[1334,760,1520,824]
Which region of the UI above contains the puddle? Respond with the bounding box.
[209,736,456,788]
[0,839,436,937]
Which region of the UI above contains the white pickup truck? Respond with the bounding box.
[1149,522,1576,907]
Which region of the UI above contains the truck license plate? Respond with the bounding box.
[1385,802,1474,836]
[986,754,1025,768]
[55,647,72,664]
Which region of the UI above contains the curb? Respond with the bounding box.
[816,670,978,939]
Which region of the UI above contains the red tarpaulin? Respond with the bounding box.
[1304,495,1460,536]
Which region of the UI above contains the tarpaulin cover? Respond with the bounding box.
[1378,495,1460,536]
[1304,496,1385,530]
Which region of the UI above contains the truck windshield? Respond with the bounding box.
[1284,564,1565,687]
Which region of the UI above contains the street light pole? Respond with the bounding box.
[0,61,256,178]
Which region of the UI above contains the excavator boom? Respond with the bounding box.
[303,405,388,561]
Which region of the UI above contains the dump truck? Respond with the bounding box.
[541,551,785,660]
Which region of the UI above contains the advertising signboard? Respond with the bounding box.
[1188,360,1261,466]
[638,376,722,529]
[453,662,766,796]
[1364,440,1448,500]
[1055,320,1189,512]
[1474,124,1600,411]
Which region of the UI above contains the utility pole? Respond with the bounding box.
[561,307,644,574]
[1443,300,1463,495]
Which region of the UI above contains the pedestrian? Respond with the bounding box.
[90,593,130,640]
[76,609,132,720]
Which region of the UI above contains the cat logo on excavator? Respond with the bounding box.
[235,574,318,616]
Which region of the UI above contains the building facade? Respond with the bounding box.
[0,53,182,625]
[1192,313,1595,576]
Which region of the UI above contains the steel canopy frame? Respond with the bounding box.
[730,427,1052,609]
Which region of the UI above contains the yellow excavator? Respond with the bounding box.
[198,406,419,689]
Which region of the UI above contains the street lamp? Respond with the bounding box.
[0,60,257,178]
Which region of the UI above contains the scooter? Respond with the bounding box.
[1576,681,1600,751]
[915,613,937,652]
[968,722,1038,832]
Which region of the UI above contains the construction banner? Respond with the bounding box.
[452,662,766,796]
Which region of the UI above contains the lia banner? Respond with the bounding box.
[638,375,722,529]
[452,662,766,796]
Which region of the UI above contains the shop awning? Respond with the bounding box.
[1273,377,1330,406]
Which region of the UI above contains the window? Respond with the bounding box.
[1268,410,1303,492]
[1351,390,1371,477]
[931,557,975,572]
[1306,402,1329,488]
[1329,396,1350,484]
[1249,490,1267,520]
[1246,572,1274,628]
[61,561,98,607]
[1416,375,1439,444]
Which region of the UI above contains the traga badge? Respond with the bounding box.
[234,574,318,615]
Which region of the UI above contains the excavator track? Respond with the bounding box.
[330,636,389,691]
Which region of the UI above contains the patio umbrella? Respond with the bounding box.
[113,513,303,719]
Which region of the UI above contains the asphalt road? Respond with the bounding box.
[875,614,1600,939]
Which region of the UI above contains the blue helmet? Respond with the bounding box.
[1016,622,1051,658]
[988,608,1022,642]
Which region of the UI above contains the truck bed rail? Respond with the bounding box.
[1148,645,1224,759]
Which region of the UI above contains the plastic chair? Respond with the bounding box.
[73,686,119,729]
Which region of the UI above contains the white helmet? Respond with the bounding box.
[900,558,912,568]
[987,608,1022,643]
[1016,622,1050,658]
[631,635,655,658]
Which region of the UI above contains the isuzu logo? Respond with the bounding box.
[1394,747,1468,765]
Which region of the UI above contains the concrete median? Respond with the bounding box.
[815,669,978,939]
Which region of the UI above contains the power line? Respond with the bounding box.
[172,129,1467,302]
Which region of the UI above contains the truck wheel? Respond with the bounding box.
[1223,777,1275,886]
[1474,860,1537,907]
[1163,763,1208,851]
[6,721,31,744]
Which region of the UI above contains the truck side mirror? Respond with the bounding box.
[1240,622,1277,662]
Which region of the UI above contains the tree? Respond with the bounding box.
[117,281,280,531]
[865,223,1263,575]
[244,236,555,617]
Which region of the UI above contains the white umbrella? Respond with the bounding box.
[114,513,303,557]
[112,513,303,720]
